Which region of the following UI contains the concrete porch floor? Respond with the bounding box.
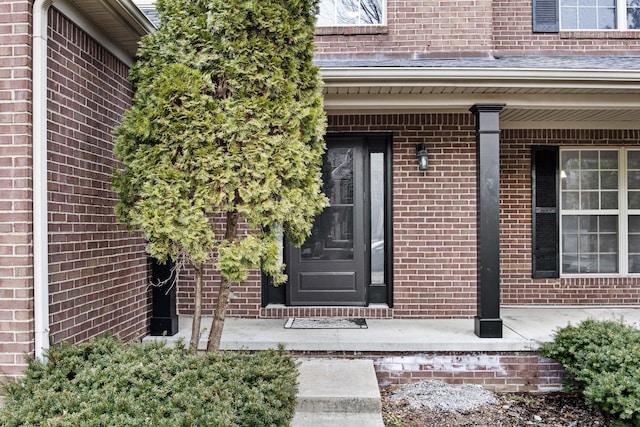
[143,306,640,352]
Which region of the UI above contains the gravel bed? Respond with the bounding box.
[388,380,498,413]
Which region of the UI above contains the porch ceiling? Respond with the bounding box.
[320,67,640,129]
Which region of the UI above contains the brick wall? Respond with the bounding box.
[493,0,640,55]
[314,0,494,57]
[500,129,640,305]
[314,0,640,57]
[181,115,640,320]
[46,8,149,345]
[0,0,34,383]
[328,114,479,318]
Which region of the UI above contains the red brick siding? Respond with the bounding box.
[328,114,479,318]
[174,214,263,318]
[314,0,494,57]
[493,0,640,55]
[180,115,640,319]
[0,0,34,383]
[315,0,640,57]
[46,9,149,345]
[501,129,640,305]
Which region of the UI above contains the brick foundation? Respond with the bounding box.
[290,351,565,393]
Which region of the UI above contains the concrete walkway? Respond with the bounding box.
[145,306,640,353]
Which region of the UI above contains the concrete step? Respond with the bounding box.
[291,412,385,427]
[291,359,384,427]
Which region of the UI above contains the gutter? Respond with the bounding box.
[32,0,54,362]
[320,67,640,89]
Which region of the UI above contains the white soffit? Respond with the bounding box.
[60,0,153,61]
[320,67,640,129]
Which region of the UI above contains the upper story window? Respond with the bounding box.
[317,0,385,26]
[560,0,640,30]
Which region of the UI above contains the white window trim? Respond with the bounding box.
[559,0,639,31]
[317,0,387,27]
[560,147,640,277]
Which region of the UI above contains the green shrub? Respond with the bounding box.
[0,336,297,427]
[539,318,640,426]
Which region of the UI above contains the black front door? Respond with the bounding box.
[287,138,366,305]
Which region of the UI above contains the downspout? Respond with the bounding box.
[32,0,55,362]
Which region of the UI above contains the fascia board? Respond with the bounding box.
[320,67,640,90]
[105,0,156,34]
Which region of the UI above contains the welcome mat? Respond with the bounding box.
[284,317,368,329]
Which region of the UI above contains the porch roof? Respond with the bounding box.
[318,55,640,129]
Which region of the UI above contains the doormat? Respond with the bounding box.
[284,317,368,329]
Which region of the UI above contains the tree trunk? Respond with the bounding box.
[189,262,204,353]
[207,210,239,351]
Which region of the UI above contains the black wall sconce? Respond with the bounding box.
[416,143,428,171]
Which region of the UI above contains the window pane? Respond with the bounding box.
[629,215,640,273]
[563,233,579,252]
[581,191,600,209]
[563,171,580,190]
[600,234,617,252]
[302,147,355,260]
[562,151,580,170]
[600,171,618,189]
[580,151,599,169]
[370,152,385,284]
[600,150,618,169]
[563,215,579,230]
[360,0,384,24]
[580,215,599,232]
[599,255,618,273]
[627,150,640,170]
[601,191,618,209]
[628,234,640,253]
[580,234,598,252]
[598,7,615,28]
[599,215,617,232]
[561,8,579,28]
[628,170,640,190]
[317,0,335,26]
[336,0,358,25]
[630,191,640,210]
[301,206,354,260]
[580,171,599,189]
[629,215,640,233]
[629,255,640,273]
[562,191,580,209]
[629,5,640,29]
[318,0,384,26]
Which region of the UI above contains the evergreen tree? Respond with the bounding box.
[113,0,327,352]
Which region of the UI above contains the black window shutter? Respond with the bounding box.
[533,0,559,33]
[532,146,559,278]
